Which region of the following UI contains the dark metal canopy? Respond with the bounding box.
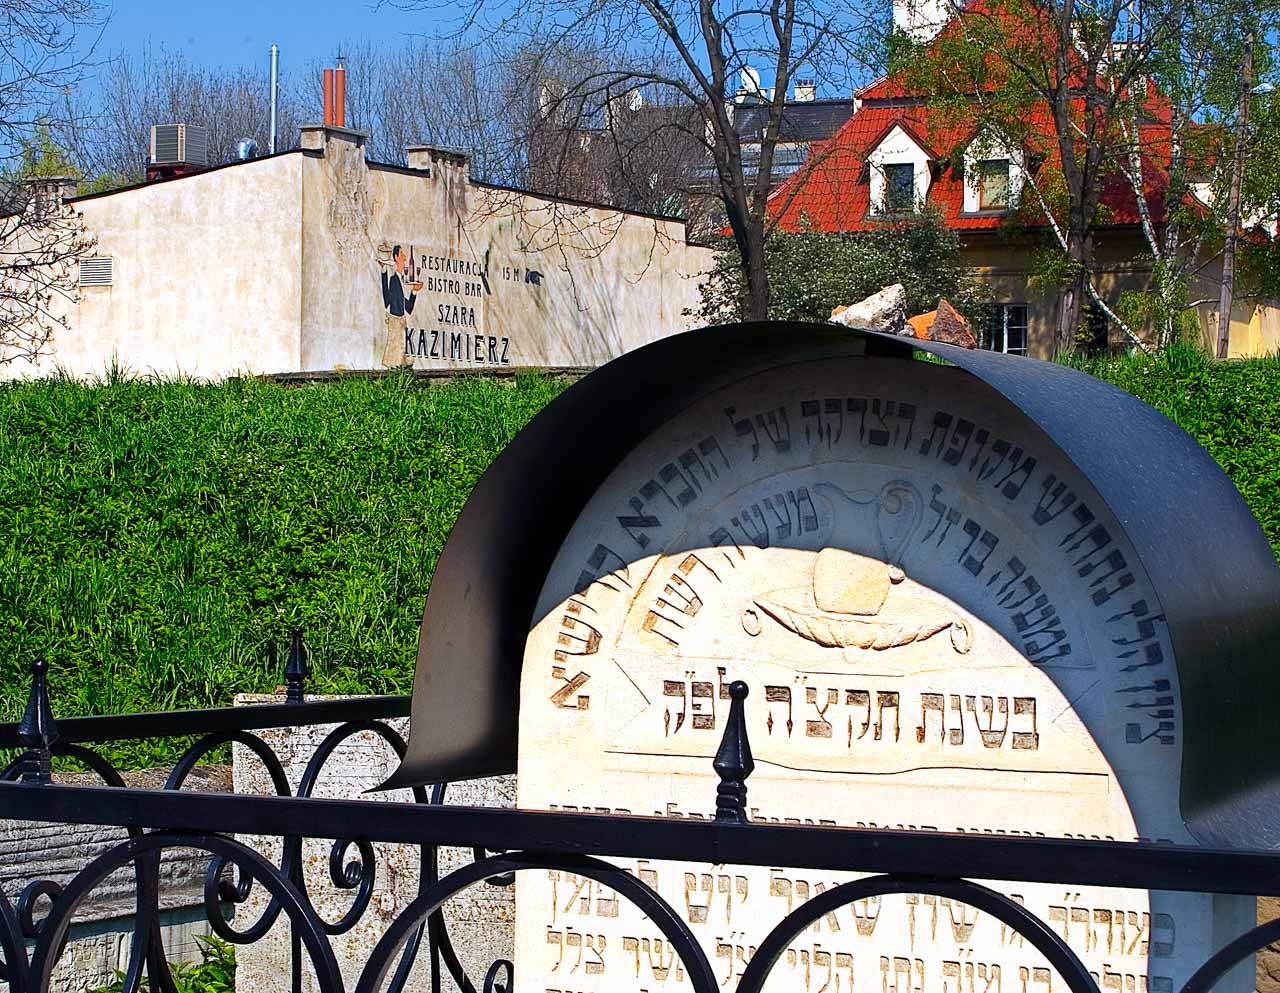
[383,321,1280,848]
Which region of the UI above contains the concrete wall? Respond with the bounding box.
[0,128,711,381]
[6,155,304,380]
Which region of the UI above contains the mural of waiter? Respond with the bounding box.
[378,244,422,368]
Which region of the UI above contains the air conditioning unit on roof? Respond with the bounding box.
[150,124,209,166]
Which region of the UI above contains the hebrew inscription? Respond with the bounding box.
[516,357,1251,992]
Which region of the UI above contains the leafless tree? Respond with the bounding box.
[72,46,308,182]
[0,0,105,365]
[298,39,528,184]
[393,0,883,319]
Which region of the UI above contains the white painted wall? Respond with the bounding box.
[867,126,933,213]
[298,129,711,373]
[892,0,955,40]
[6,154,304,380]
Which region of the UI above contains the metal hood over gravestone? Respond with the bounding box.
[386,322,1280,993]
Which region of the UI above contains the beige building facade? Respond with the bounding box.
[960,230,1280,360]
[2,125,712,380]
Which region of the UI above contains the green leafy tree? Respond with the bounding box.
[899,0,1279,353]
[694,209,990,323]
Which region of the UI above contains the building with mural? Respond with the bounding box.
[1,124,712,380]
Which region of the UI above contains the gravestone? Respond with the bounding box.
[388,323,1280,993]
[512,351,1252,991]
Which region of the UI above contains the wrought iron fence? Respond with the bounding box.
[0,653,1278,993]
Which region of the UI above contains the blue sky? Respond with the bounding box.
[85,0,404,76]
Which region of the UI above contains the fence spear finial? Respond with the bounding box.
[285,628,309,704]
[714,680,754,823]
[18,659,58,784]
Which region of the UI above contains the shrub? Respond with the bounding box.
[693,210,991,324]
[90,934,235,993]
[1065,345,1280,561]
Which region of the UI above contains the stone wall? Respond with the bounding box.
[231,695,515,993]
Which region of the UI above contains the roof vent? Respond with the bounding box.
[78,257,113,287]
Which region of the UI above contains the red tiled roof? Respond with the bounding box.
[769,91,1178,234]
[765,0,1185,236]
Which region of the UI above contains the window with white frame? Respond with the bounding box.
[978,303,1029,355]
[962,134,1023,213]
[978,160,1011,210]
[884,163,915,212]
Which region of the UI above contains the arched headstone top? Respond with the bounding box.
[387,321,1280,849]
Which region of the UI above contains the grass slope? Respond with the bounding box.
[0,372,567,767]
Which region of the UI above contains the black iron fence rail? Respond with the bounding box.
[0,695,411,748]
[3,781,1279,897]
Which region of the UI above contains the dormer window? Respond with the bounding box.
[963,135,1023,214]
[979,160,1011,210]
[885,163,916,212]
[866,124,933,217]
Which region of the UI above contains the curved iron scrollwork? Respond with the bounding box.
[353,851,718,993]
[27,832,345,993]
[7,659,1280,993]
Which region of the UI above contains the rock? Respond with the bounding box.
[906,310,936,340]
[830,283,907,334]
[904,298,978,348]
[929,298,978,348]
[1259,898,1280,993]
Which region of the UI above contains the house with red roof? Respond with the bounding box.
[767,0,1280,357]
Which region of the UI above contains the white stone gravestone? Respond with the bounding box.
[513,354,1252,992]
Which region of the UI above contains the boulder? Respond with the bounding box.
[830,283,907,335]
[906,310,936,340]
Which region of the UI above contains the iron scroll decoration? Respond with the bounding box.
[382,321,1280,847]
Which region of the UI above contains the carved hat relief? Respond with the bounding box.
[754,481,973,658]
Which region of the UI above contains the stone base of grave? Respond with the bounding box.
[0,767,226,993]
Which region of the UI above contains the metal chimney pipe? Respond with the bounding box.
[334,58,346,128]
[268,44,279,154]
[322,67,334,126]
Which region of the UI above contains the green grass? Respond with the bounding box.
[0,372,568,768]
[1,351,1277,770]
